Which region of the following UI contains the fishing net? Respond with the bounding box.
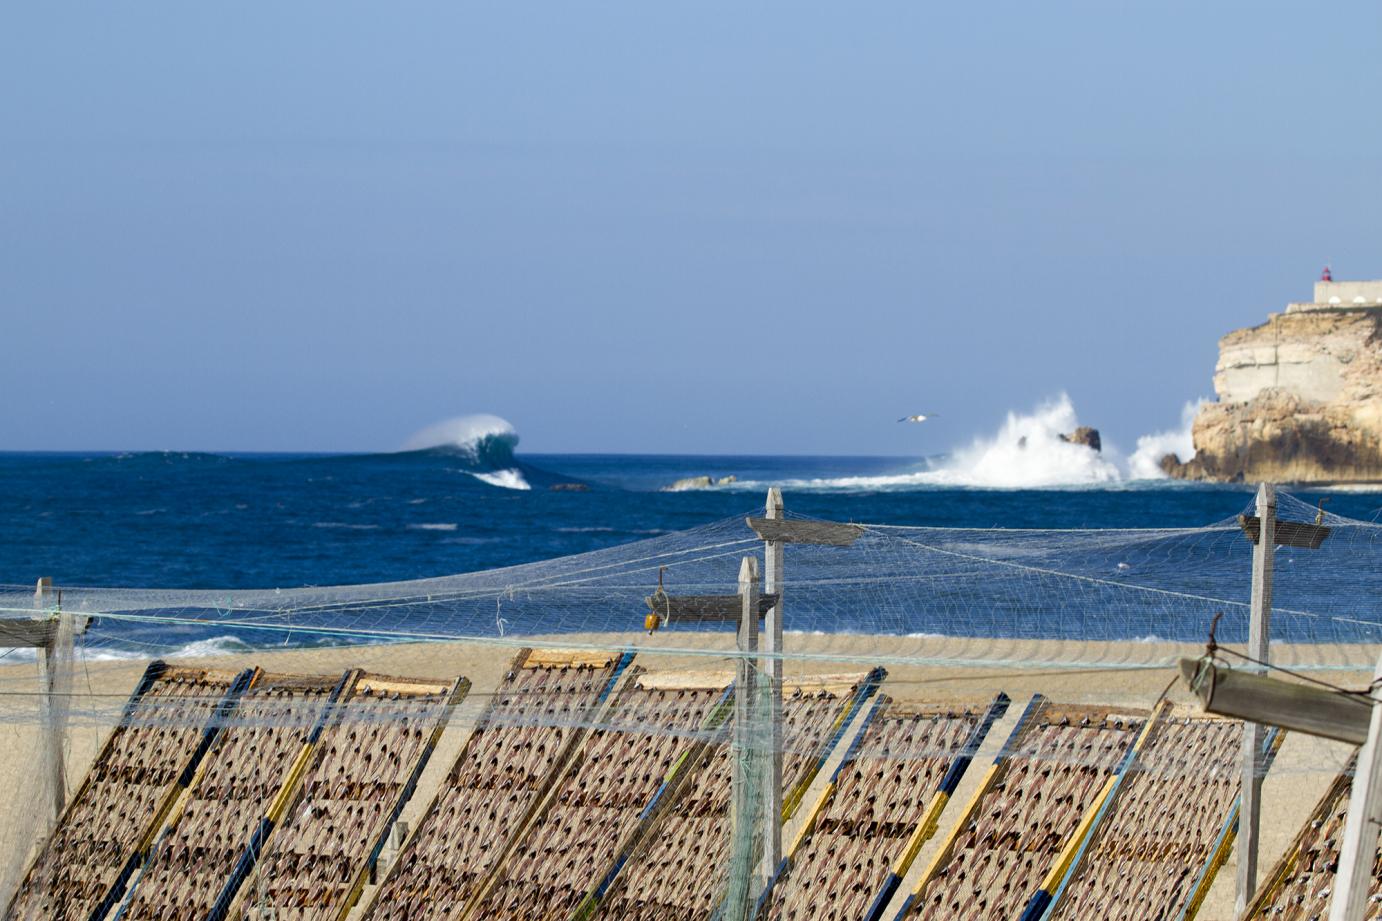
[1,491,1379,674]
[0,488,1376,919]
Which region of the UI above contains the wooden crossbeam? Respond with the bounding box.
[1180,657,1370,746]
[5,576,93,649]
[1239,515,1330,550]
[746,517,863,547]
[0,614,92,648]
[0,616,60,648]
[644,593,780,623]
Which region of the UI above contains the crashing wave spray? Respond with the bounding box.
[402,414,531,490]
[1127,399,1207,480]
[738,394,1218,491]
[918,393,1122,488]
[729,394,1121,491]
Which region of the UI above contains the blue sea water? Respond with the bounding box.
[9,432,1382,661]
[2,447,1378,592]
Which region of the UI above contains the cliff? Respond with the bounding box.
[1163,306,1382,483]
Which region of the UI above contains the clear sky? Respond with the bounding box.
[3,2,1380,455]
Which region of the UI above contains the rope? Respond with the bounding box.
[1199,613,1377,704]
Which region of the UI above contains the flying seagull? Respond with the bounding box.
[897,413,938,423]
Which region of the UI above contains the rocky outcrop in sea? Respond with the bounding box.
[662,474,738,491]
[1059,426,1102,453]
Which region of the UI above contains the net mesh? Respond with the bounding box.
[0,488,1377,919]
[0,490,1378,685]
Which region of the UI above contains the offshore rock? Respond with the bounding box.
[664,475,714,491]
[662,475,736,491]
[1059,427,1102,453]
[1164,294,1382,484]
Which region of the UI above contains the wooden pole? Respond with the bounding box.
[726,555,761,921]
[34,577,67,826]
[1238,483,1275,915]
[1328,648,1382,921]
[761,488,785,884]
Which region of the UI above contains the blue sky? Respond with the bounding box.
[3,2,1380,454]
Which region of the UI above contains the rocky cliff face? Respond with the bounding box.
[1163,308,1382,483]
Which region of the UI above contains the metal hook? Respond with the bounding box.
[1206,610,1224,657]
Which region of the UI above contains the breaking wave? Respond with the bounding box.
[401,414,531,490]
[913,394,1121,488]
[2,634,264,664]
[471,469,532,491]
[726,394,1207,491]
[1128,399,1207,480]
[725,394,1118,490]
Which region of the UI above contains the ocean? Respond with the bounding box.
[8,408,1382,667]
[3,445,1378,593]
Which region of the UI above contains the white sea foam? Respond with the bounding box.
[734,394,1122,490]
[408,523,459,531]
[723,393,1208,491]
[163,635,256,658]
[13,634,264,665]
[471,469,531,490]
[1127,399,1207,480]
[403,413,518,453]
[1,645,130,664]
[915,394,1121,488]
